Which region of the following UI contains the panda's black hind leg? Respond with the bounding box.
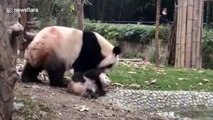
[21,62,43,83]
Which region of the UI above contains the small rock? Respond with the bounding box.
[14,102,24,110]
[74,105,90,112]
[39,111,47,116]
[32,85,40,89]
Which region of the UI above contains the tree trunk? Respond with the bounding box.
[167,2,177,66]
[0,0,20,119]
[155,0,161,68]
[19,0,27,28]
[75,0,85,30]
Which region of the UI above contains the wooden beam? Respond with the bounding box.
[185,0,193,68]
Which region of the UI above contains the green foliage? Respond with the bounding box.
[84,22,171,45]
[202,30,213,69]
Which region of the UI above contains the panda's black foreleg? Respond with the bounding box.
[47,68,67,87]
[21,62,43,83]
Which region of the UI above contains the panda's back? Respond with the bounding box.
[27,26,84,69]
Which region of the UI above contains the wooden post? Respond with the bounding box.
[180,0,187,67]
[175,0,182,67]
[196,0,204,68]
[155,0,161,68]
[185,0,193,68]
[191,0,199,67]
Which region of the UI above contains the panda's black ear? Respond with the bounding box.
[113,46,121,55]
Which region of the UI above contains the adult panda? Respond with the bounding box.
[67,69,111,99]
[21,26,121,87]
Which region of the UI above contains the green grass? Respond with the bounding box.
[109,63,213,91]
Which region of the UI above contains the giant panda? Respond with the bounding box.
[21,26,121,87]
[67,69,111,99]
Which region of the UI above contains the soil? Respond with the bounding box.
[13,82,159,120]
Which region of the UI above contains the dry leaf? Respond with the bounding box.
[128,71,137,74]
[198,70,204,74]
[113,83,124,87]
[178,78,187,81]
[203,78,209,82]
[129,83,140,88]
[198,82,203,86]
[150,79,157,84]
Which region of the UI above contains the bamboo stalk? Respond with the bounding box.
[180,0,187,67]
[185,0,193,68]
[191,0,199,68]
[175,1,179,67]
[175,0,182,67]
[196,0,204,68]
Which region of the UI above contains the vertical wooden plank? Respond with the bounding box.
[185,0,193,68]
[191,0,199,68]
[180,0,187,67]
[196,0,204,68]
[179,0,183,67]
[175,0,182,67]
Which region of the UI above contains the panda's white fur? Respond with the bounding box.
[24,26,83,69]
[22,26,121,87]
[67,72,111,98]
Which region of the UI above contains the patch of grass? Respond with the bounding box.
[109,63,213,91]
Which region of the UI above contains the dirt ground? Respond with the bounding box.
[13,82,162,120]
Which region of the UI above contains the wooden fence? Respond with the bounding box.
[175,0,204,68]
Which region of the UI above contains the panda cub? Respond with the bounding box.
[67,69,111,99]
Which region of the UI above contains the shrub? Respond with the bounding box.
[202,29,213,69]
[84,23,171,45]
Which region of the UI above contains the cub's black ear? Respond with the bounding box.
[113,46,121,55]
[72,73,85,82]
